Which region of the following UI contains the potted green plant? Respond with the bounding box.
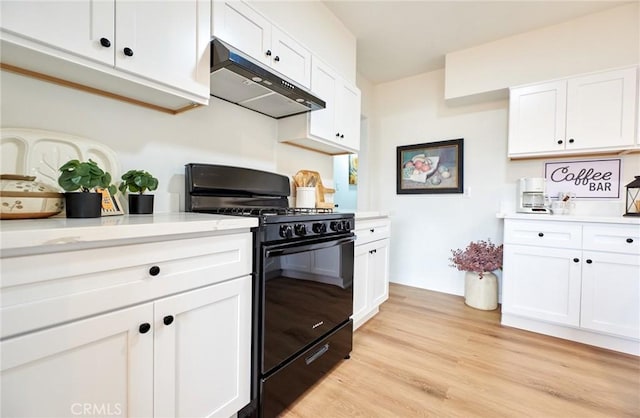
[118,169,159,214]
[58,159,116,218]
[449,239,503,310]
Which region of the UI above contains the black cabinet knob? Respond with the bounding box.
[100,37,111,48]
[163,315,174,326]
[538,232,544,237]
[340,134,345,138]
[626,238,634,243]
[265,50,272,56]
[568,138,575,144]
[573,258,579,263]
[370,228,375,233]
[335,133,340,137]
[586,259,593,264]
[557,140,563,145]
[149,266,160,276]
[274,56,280,62]
[139,323,151,334]
[123,47,134,57]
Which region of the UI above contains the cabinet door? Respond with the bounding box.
[581,251,640,339]
[566,67,637,150]
[508,81,566,155]
[211,0,271,66]
[115,0,209,97]
[1,304,153,418]
[271,26,311,88]
[310,59,338,141]
[0,0,114,65]
[154,276,251,418]
[352,244,371,328]
[370,239,390,307]
[337,81,362,151]
[502,245,581,326]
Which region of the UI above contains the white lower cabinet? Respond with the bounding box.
[1,230,253,418]
[502,218,640,355]
[353,217,390,330]
[1,303,154,418]
[580,251,640,340]
[502,245,581,326]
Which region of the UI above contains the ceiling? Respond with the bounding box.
[322,1,632,84]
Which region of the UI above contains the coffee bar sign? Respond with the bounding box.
[544,158,621,199]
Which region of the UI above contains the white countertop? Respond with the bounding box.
[353,211,390,220]
[0,212,258,253]
[497,212,640,225]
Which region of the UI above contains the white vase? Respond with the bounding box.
[464,271,498,310]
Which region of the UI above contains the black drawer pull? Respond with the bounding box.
[586,259,593,264]
[538,232,544,237]
[138,323,151,334]
[370,228,375,233]
[305,343,329,365]
[626,238,634,243]
[149,266,160,276]
[573,258,579,263]
[163,315,174,326]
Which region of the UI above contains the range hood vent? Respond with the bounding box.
[210,39,325,119]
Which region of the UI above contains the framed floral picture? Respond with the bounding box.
[396,138,464,194]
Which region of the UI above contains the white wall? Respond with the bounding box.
[368,68,639,297]
[0,71,333,212]
[445,3,640,99]
[370,69,510,295]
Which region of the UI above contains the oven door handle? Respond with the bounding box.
[266,236,355,257]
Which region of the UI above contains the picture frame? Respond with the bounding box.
[349,154,358,185]
[396,138,464,194]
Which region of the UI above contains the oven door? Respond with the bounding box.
[261,234,354,375]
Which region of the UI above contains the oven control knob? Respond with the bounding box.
[344,220,351,231]
[312,222,327,234]
[330,221,344,232]
[279,225,293,238]
[294,224,307,236]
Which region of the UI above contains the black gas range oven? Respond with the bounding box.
[185,164,354,418]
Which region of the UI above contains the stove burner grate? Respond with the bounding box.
[206,207,334,217]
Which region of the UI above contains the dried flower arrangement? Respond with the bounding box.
[449,239,503,278]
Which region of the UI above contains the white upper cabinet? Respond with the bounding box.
[508,67,638,158]
[0,0,210,112]
[0,0,114,65]
[212,0,311,88]
[279,57,361,155]
[114,1,210,97]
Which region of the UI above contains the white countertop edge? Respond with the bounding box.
[354,211,390,220]
[496,212,640,225]
[0,212,258,251]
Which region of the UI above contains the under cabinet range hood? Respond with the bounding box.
[210,38,325,119]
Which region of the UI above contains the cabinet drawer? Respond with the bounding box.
[0,232,252,339]
[355,218,390,246]
[583,224,640,255]
[504,220,582,249]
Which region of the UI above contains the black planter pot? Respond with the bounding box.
[64,192,102,218]
[128,194,154,214]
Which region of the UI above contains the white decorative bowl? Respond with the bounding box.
[0,174,64,219]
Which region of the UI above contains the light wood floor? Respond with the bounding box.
[281,283,640,418]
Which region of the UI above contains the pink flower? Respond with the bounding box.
[449,239,503,279]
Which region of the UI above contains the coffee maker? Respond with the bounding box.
[516,177,550,213]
